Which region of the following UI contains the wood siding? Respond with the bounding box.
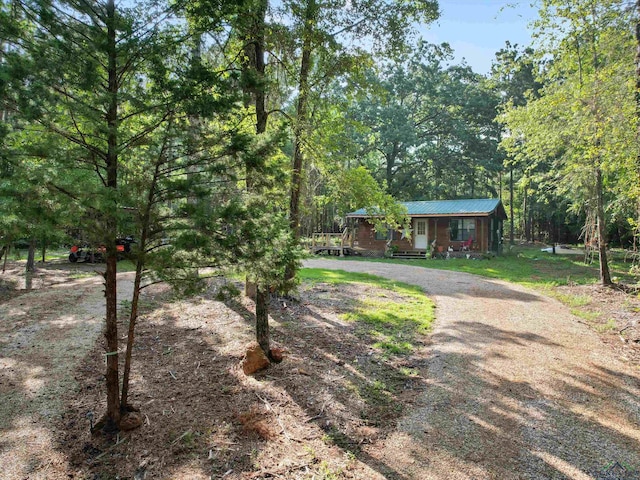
[355,221,413,251]
[355,216,500,253]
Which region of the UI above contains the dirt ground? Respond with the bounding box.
[554,283,640,365]
[0,258,639,480]
[0,260,430,480]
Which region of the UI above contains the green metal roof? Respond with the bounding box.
[347,198,505,217]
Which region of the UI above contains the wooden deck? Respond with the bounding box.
[392,250,427,259]
[309,231,356,256]
[310,245,345,255]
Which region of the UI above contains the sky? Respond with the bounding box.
[419,0,540,76]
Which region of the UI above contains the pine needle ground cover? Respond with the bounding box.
[0,260,436,479]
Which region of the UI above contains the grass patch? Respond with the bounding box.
[300,268,429,299]
[570,308,600,322]
[362,379,394,401]
[116,260,136,272]
[68,271,99,280]
[300,268,434,357]
[322,427,357,451]
[550,292,592,307]
[300,268,431,418]
[43,248,71,261]
[594,318,617,333]
[329,245,638,288]
[305,247,639,340]
[10,248,70,262]
[398,366,419,377]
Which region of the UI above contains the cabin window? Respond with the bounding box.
[375,228,388,241]
[450,218,475,241]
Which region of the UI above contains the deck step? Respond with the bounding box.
[392,250,427,259]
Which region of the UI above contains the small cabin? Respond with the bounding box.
[346,198,507,256]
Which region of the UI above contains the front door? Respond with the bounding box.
[414,219,427,249]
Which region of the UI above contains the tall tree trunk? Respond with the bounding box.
[286,0,316,282]
[588,3,611,286]
[26,237,36,272]
[551,216,557,254]
[252,2,269,354]
[121,154,162,409]
[635,0,640,251]
[528,207,533,242]
[522,186,528,242]
[596,168,612,285]
[434,164,442,198]
[509,167,514,245]
[1,245,8,272]
[104,0,121,428]
[242,0,271,356]
[385,142,399,194]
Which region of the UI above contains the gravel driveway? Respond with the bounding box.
[305,259,640,480]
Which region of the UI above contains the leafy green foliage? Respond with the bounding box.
[329,166,409,234]
[344,42,502,200]
[275,0,440,243]
[499,0,637,283]
[1,0,294,427]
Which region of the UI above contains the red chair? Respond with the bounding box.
[461,238,473,251]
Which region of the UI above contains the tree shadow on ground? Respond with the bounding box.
[46,288,268,479]
[300,260,640,479]
[434,321,562,349]
[221,279,640,479]
[33,277,419,479]
[9,263,639,480]
[390,340,640,479]
[224,285,429,479]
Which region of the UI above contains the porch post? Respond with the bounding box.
[434,219,438,246]
[426,218,430,251]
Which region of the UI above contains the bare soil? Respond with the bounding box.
[0,260,429,480]
[555,283,640,365]
[0,258,638,480]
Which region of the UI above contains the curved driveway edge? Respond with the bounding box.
[304,259,640,480]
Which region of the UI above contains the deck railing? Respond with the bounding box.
[309,228,354,252]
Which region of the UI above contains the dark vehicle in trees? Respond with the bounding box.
[68,236,135,263]
[68,243,97,263]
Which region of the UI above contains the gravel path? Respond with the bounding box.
[305,259,640,480]
[0,271,135,479]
